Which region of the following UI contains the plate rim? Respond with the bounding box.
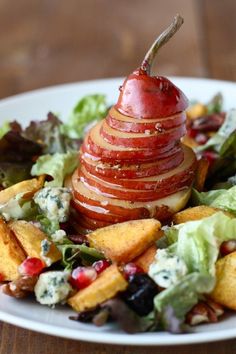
[0,76,236,346]
[1,308,236,346]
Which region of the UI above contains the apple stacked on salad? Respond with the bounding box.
[71,16,196,232]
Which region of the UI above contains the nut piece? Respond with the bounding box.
[186,300,224,326]
[206,299,224,317]
[1,275,38,298]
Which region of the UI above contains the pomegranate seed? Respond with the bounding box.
[195,133,208,145]
[60,222,69,231]
[18,258,45,276]
[220,240,236,256]
[202,150,218,166]
[123,263,144,279]
[71,266,97,289]
[92,260,110,274]
[0,273,4,282]
[188,128,198,139]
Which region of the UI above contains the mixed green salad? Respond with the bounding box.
[0,93,236,334]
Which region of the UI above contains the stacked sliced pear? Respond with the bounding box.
[71,15,196,231]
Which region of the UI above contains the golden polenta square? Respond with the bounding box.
[9,220,61,264]
[0,218,26,281]
[88,219,161,264]
[173,206,224,224]
[210,252,236,310]
[133,244,158,273]
[68,264,128,312]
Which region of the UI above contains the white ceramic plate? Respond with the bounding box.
[0,77,236,346]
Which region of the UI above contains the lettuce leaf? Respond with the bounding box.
[197,109,236,153]
[153,212,236,328]
[166,212,236,274]
[0,121,10,139]
[61,94,108,139]
[191,186,236,215]
[154,273,214,326]
[31,151,78,187]
[191,188,226,206]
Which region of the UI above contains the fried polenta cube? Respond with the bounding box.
[210,252,236,310]
[194,158,209,192]
[182,135,198,149]
[68,264,128,312]
[187,103,207,120]
[0,218,26,281]
[0,176,45,205]
[9,220,61,264]
[88,219,161,264]
[133,244,158,273]
[173,206,233,224]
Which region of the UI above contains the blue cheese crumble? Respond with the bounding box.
[40,239,51,256]
[40,239,52,266]
[34,187,71,222]
[148,249,188,288]
[35,271,72,305]
[51,229,67,244]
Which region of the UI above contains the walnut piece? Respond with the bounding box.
[186,300,224,326]
[1,275,38,298]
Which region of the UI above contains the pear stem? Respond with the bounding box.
[140,14,184,75]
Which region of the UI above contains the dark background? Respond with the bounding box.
[0,1,236,353]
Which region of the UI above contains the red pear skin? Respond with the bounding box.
[71,15,196,229]
[115,69,188,119]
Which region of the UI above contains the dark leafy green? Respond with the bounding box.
[36,215,60,235]
[0,131,42,163]
[58,243,104,269]
[0,94,109,187]
[22,112,82,154]
[0,131,42,187]
[0,162,32,188]
[206,92,223,114]
[100,299,158,333]
[196,109,236,186]
[161,305,187,333]
[220,130,236,157]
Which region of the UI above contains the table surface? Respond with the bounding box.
[0,0,236,353]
